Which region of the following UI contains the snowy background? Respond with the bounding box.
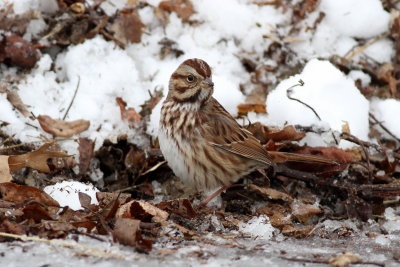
[1,0,400,266]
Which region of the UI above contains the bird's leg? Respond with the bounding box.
[199,185,229,207]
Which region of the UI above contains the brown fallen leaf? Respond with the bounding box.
[1,34,40,68]
[294,147,353,164]
[111,9,145,46]
[249,184,293,202]
[37,115,90,137]
[290,200,321,223]
[237,86,267,115]
[116,200,169,222]
[112,218,153,251]
[116,97,141,124]
[0,155,12,183]
[158,0,195,23]
[0,82,32,119]
[78,138,95,175]
[266,125,306,142]
[158,198,197,218]
[0,182,59,206]
[22,203,54,223]
[8,143,70,173]
[328,252,361,267]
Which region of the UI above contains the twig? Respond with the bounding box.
[369,112,400,143]
[280,256,384,267]
[286,79,321,121]
[63,76,81,121]
[0,232,127,259]
[140,160,167,176]
[345,33,389,61]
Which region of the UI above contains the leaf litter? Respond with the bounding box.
[0,0,400,266]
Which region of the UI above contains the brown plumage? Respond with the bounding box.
[159,58,274,191]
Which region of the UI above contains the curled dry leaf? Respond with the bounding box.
[112,218,141,246]
[266,125,306,142]
[0,182,59,207]
[249,184,293,202]
[1,34,40,68]
[237,86,267,115]
[290,200,321,223]
[158,0,195,23]
[0,83,32,119]
[78,138,95,175]
[158,198,197,218]
[116,200,169,223]
[8,142,70,173]
[116,97,141,124]
[37,115,90,137]
[111,9,145,46]
[328,252,361,267]
[294,147,353,164]
[0,155,12,183]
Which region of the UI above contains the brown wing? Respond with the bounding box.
[202,98,273,167]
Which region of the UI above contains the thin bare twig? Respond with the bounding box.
[63,76,81,121]
[286,79,322,121]
[369,112,400,143]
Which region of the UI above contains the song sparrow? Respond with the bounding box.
[159,58,274,196]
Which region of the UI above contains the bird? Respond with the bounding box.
[158,58,335,206]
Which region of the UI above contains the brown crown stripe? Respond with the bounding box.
[182,58,211,78]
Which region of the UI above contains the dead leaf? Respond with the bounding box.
[0,83,32,119]
[266,125,306,142]
[290,200,321,223]
[78,138,95,175]
[376,63,397,97]
[238,86,267,114]
[8,143,70,173]
[158,0,195,23]
[0,182,59,206]
[249,184,293,202]
[113,218,152,251]
[1,34,40,68]
[22,203,54,223]
[116,200,169,222]
[328,252,361,267]
[294,147,353,164]
[37,115,90,137]
[116,97,141,124]
[111,9,145,46]
[341,121,351,134]
[158,198,197,218]
[0,155,12,183]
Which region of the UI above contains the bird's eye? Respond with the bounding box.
[186,75,195,83]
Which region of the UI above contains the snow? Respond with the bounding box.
[44,180,99,211]
[266,59,369,148]
[382,207,400,234]
[320,0,390,39]
[370,98,400,140]
[238,215,275,240]
[0,0,399,263]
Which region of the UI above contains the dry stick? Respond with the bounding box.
[286,79,321,120]
[345,32,389,61]
[63,76,81,121]
[369,112,400,143]
[280,256,384,267]
[0,232,127,260]
[286,80,340,145]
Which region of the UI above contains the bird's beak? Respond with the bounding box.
[203,78,214,88]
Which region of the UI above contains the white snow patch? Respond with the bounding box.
[320,0,390,39]
[370,98,400,140]
[266,59,369,148]
[238,215,274,240]
[382,207,400,234]
[44,180,99,211]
